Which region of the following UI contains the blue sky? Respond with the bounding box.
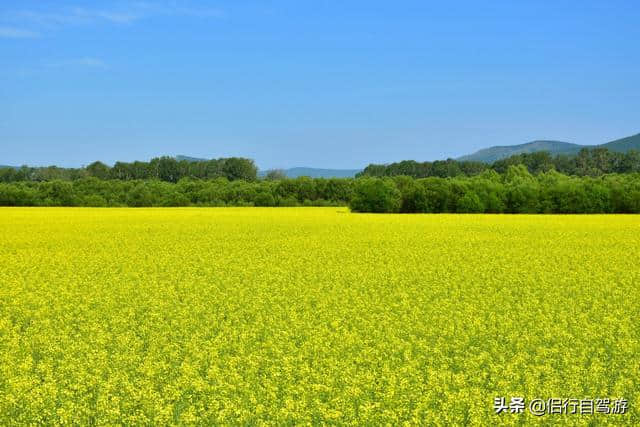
[1,1,639,169]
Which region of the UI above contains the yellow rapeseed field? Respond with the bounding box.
[1,208,639,425]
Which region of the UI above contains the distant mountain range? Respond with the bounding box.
[176,155,361,178]
[458,133,640,163]
[175,155,208,163]
[258,167,362,179]
[3,134,639,172]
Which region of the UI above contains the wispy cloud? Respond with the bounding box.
[5,8,139,28]
[2,2,224,32]
[71,8,139,24]
[0,26,39,38]
[73,57,107,68]
[46,57,108,69]
[130,2,224,19]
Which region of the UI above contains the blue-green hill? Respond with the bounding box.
[458,133,640,163]
[600,133,640,153]
[175,155,361,178]
[262,167,361,179]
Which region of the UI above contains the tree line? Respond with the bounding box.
[0,156,258,183]
[4,147,639,185]
[350,167,640,213]
[2,148,640,213]
[358,148,640,178]
[1,167,640,213]
[0,177,352,208]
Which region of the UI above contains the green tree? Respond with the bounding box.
[86,161,111,180]
[349,178,401,213]
[265,169,287,180]
[156,157,180,183]
[457,191,485,213]
[254,192,276,206]
[222,158,258,181]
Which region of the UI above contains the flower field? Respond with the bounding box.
[1,207,639,425]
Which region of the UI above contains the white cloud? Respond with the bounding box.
[0,26,39,38]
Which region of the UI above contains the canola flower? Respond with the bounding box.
[0,207,639,425]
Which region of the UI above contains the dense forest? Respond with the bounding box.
[2,148,640,213]
[0,156,258,183]
[3,147,640,184]
[350,169,640,213]
[358,148,640,178]
[1,167,639,213]
[0,177,352,208]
